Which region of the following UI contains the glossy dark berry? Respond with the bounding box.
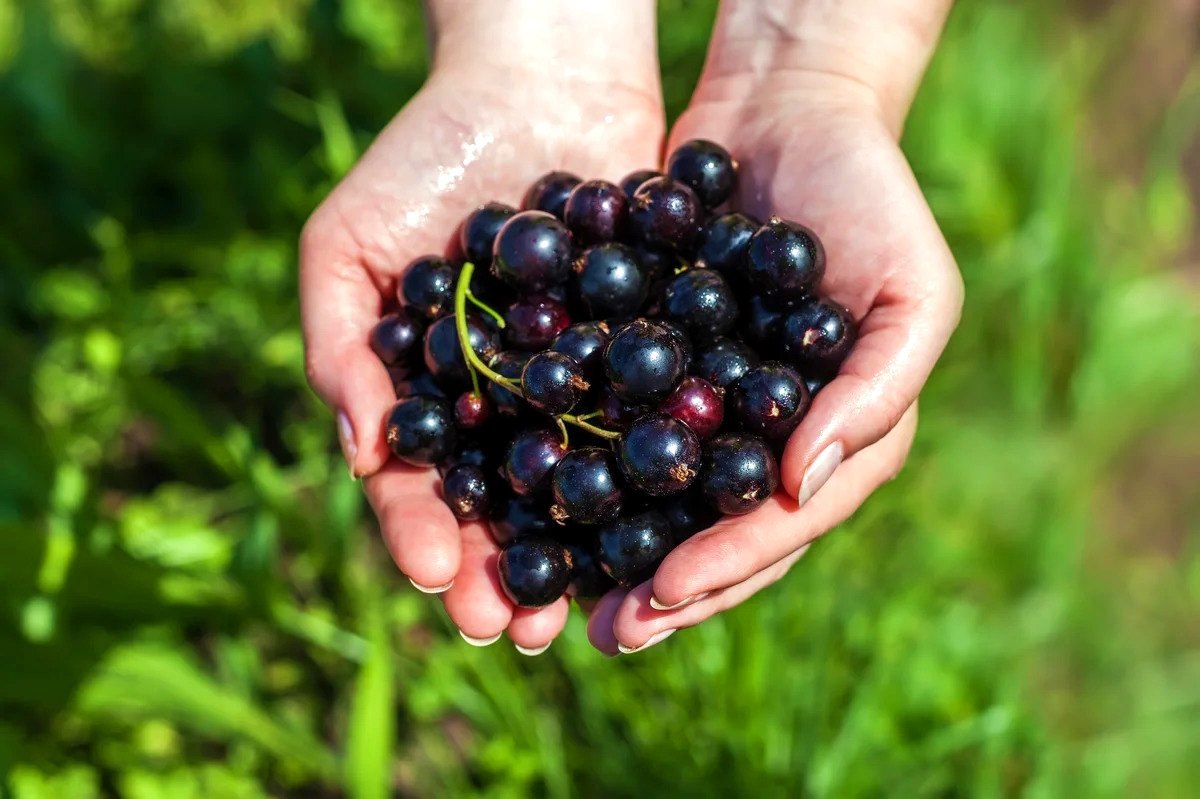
[489,491,557,544]
[564,180,628,244]
[370,308,424,367]
[503,428,567,496]
[780,297,858,376]
[661,489,722,540]
[550,321,610,382]
[596,511,674,588]
[746,217,825,301]
[442,464,492,520]
[666,139,738,208]
[440,441,499,474]
[692,336,758,391]
[660,376,725,439]
[394,370,448,400]
[521,351,589,416]
[619,169,662,200]
[573,243,647,319]
[522,171,582,219]
[498,537,573,607]
[618,412,701,496]
[729,362,811,440]
[503,294,571,351]
[695,212,758,276]
[422,313,500,384]
[453,391,490,430]
[805,375,828,397]
[658,319,694,372]
[662,268,739,340]
[401,256,458,318]
[460,202,517,266]
[603,319,686,403]
[596,386,647,432]
[564,542,617,599]
[550,448,624,525]
[740,294,785,352]
[485,351,530,417]
[629,176,703,251]
[701,433,779,515]
[491,210,574,291]
[384,396,455,467]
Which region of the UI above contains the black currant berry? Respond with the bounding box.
[661,489,722,540]
[370,308,424,367]
[692,336,758,391]
[522,171,582,219]
[805,375,828,397]
[503,428,567,496]
[521,351,589,416]
[666,139,738,209]
[618,412,701,496]
[422,313,500,384]
[564,179,628,244]
[658,320,694,373]
[662,268,739,340]
[489,491,557,544]
[550,448,624,525]
[491,210,574,291]
[729,362,811,440]
[564,542,617,599]
[659,376,725,439]
[596,511,674,589]
[701,433,779,515]
[740,294,786,352]
[498,537,573,607]
[453,391,490,430]
[550,321,611,382]
[603,319,686,403]
[384,396,455,467]
[780,297,858,376]
[503,294,571,351]
[485,351,530,417]
[695,212,758,277]
[442,464,492,521]
[401,256,458,319]
[629,176,703,251]
[460,202,517,267]
[619,168,662,200]
[573,243,647,320]
[596,386,647,432]
[746,217,825,301]
[394,370,448,401]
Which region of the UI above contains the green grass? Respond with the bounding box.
[1,0,1198,797]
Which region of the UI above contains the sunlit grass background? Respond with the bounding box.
[1,0,1198,796]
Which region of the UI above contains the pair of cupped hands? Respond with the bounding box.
[300,7,962,656]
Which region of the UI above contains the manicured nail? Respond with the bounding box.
[617,628,676,654]
[336,411,357,477]
[649,591,708,611]
[514,642,551,656]
[409,577,454,594]
[798,441,843,505]
[459,630,502,647]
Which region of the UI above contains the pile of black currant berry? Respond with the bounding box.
[370,140,857,609]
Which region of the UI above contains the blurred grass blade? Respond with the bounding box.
[346,607,395,799]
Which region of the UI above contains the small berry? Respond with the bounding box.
[618,412,702,496]
[489,491,557,544]
[666,139,738,208]
[746,217,825,301]
[503,294,571,351]
[550,321,611,382]
[370,308,424,367]
[453,391,490,430]
[498,537,573,607]
[550,448,625,525]
[521,351,590,416]
[522,171,582,219]
[564,179,628,244]
[692,336,758,391]
[503,428,567,496]
[780,297,858,376]
[659,376,724,439]
[401,256,458,318]
[442,464,492,520]
[460,202,516,266]
[573,243,647,320]
[596,511,674,588]
[422,313,500,385]
[700,433,779,515]
[564,542,617,599]
[384,396,455,467]
[695,212,758,277]
[729,362,811,440]
[492,210,574,291]
[618,168,662,200]
[629,176,703,251]
[662,268,739,340]
[603,319,686,403]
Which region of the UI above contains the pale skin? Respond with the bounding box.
[300,0,962,654]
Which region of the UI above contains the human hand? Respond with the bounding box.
[589,0,963,654]
[300,1,664,653]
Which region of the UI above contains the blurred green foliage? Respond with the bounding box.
[1,0,1198,797]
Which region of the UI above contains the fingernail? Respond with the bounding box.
[459,630,502,647]
[617,628,676,654]
[336,411,357,477]
[514,642,551,656]
[409,577,454,594]
[649,591,708,611]
[798,441,843,505]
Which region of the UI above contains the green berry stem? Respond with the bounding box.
[465,286,506,329]
[556,417,570,448]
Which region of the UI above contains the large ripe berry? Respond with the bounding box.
[746,217,825,300]
[442,464,492,520]
[603,319,686,403]
[485,351,530,417]
[662,268,738,340]
[692,336,758,391]
[401,256,458,319]
[564,542,617,599]
[489,491,557,544]
[740,294,786,352]
[729,362,811,440]
[550,321,610,382]
[460,202,517,266]
[629,176,703,251]
[596,386,647,432]
[498,537,573,607]
[666,139,738,208]
[453,391,490,430]
[503,294,571,351]
[619,168,662,200]
[573,243,647,320]
[550,448,624,525]
[618,412,701,496]
[780,297,858,376]
[422,313,500,384]
[701,433,779,515]
[596,511,674,588]
[661,489,722,540]
[521,351,589,416]
[503,428,567,496]
[660,376,724,439]
[695,212,758,277]
[385,396,455,466]
[522,171,582,219]
[370,308,424,367]
[564,180,628,244]
[492,210,574,291]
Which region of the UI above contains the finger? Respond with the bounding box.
[613,546,810,653]
[586,588,629,656]
[299,214,395,478]
[439,521,515,645]
[364,462,462,591]
[648,405,917,609]
[506,598,571,656]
